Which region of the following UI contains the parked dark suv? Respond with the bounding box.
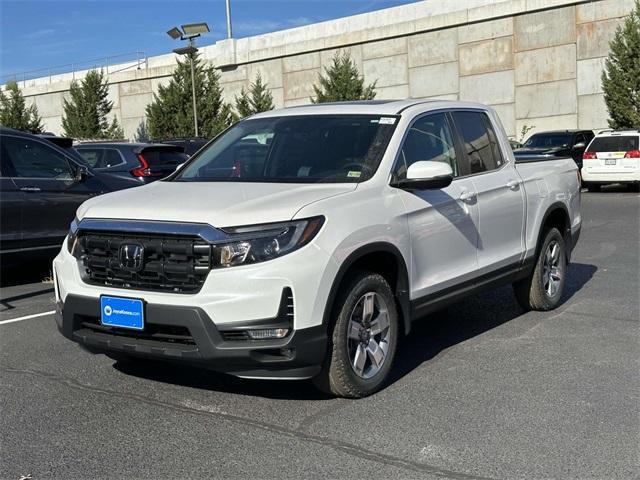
[514,129,595,169]
[0,128,138,263]
[75,142,188,183]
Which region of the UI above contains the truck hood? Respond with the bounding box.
[77,181,357,227]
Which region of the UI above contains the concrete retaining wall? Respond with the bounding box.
[7,0,633,140]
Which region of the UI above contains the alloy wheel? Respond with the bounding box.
[346,292,391,379]
[542,240,562,297]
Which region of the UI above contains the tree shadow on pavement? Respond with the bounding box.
[113,263,596,400]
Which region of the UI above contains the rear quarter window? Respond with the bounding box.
[587,136,639,152]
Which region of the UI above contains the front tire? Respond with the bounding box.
[514,227,567,311]
[314,272,399,398]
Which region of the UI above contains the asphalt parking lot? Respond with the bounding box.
[1,187,638,480]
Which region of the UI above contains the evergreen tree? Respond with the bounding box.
[602,0,640,129]
[106,117,125,140]
[311,52,376,103]
[234,73,275,119]
[146,52,233,139]
[134,119,151,142]
[61,69,124,139]
[0,81,44,133]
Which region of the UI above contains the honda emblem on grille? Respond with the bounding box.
[118,243,145,272]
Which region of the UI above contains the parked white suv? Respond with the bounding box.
[54,100,581,397]
[582,130,640,191]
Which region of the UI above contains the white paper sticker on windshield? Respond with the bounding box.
[379,117,396,125]
[347,171,362,178]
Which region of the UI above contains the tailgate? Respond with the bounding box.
[586,151,638,173]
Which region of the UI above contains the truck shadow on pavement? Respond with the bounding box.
[114,262,597,400]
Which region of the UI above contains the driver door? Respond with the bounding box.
[571,132,588,167]
[2,135,95,250]
[393,112,479,303]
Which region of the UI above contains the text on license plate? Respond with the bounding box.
[605,159,617,165]
[100,296,144,330]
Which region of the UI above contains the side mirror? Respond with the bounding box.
[75,165,90,182]
[573,142,586,150]
[392,161,454,190]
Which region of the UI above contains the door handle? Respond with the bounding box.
[506,180,520,190]
[20,186,41,193]
[459,190,477,203]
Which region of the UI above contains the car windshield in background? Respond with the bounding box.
[172,115,397,183]
[523,133,571,149]
[587,136,639,152]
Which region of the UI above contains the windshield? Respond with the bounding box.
[172,114,397,183]
[523,133,571,149]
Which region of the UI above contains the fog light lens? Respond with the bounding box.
[246,328,289,340]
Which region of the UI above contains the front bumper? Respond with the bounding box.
[56,294,327,379]
[54,235,337,332]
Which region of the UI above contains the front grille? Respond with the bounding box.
[76,231,212,293]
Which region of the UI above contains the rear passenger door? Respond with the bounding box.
[451,110,525,274]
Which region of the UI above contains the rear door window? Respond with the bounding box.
[587,136,639,152]
[451,111,504,174]
[78,148,124,169]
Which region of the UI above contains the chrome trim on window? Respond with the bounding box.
[76,218,230,243]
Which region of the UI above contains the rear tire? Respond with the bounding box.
[585,183,601,192]
[514,227,567,311]
[313,272,399,398]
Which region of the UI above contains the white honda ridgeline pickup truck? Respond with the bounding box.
[54,100,581,397]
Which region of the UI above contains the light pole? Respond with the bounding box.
[226,0,233,38]
[167,23,210,138]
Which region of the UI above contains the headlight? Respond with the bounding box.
[67,217,80,254]
[214,216,324,268]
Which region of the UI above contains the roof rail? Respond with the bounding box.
[598,128,640,135]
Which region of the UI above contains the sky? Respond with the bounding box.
[0,0,421,80]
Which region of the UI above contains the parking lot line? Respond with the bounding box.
[0,310,55,326]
